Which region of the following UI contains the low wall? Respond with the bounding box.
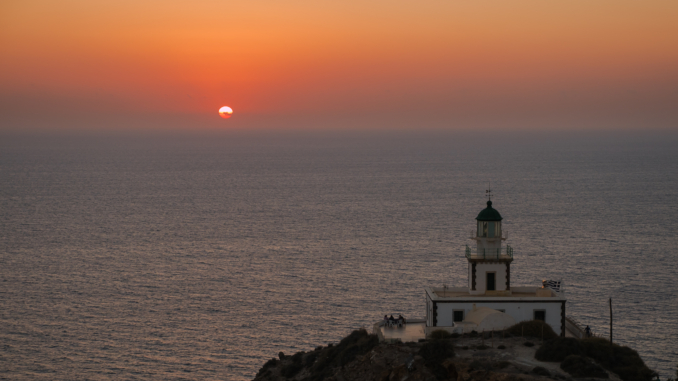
[565,317,584,339]
[372,322,385,341]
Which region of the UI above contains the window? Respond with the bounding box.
[453,310,464,322]
[478,221,487,237]
[534,310,546,321]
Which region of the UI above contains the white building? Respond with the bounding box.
[425,200,566,336]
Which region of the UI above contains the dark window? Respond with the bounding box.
[453,310,464,322]
[487,272,496,291]
[534,310,546,321]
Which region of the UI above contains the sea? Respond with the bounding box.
[1,130,676,380]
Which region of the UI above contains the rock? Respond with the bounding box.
[389,364,408,381]
[532,366,551,376]
[443,360,458,380]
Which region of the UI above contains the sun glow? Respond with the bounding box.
[218,106,233,119]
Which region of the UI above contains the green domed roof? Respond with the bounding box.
[476,200,503,221]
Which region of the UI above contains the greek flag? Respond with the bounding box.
[542,279,562,293]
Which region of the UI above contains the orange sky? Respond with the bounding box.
[1,0,677,132]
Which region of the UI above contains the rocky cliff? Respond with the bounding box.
[253,328,655,381]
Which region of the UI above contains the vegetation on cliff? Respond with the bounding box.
[533,335,656,381]
[305,328,379,381]
[254,322,657,381]
[255,329,379,381]
[560,355,609,379]
[535,338,584,362]
[579,338,657,381]
[419,336,455,380]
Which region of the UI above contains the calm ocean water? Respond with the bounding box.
[1,131,676,380]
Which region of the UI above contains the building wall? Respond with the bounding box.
[468,262,508,294]
[433,300,564,335]
[477,236,502,250]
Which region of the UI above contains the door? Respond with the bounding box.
[487,272,496,291]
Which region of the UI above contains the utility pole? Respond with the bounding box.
[609,298,613,344]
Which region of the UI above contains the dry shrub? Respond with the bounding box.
[535,337,584,362]
[560,355,609,378]
[420,339,455,381]
[308,329,379,381]
[581,338,657,381]
[255,358,279,378]
[280,351,304,378]
[429,329,452,340]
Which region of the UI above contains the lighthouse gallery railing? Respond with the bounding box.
[465,245,513,260]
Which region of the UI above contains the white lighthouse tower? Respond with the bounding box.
[467,200,513,296]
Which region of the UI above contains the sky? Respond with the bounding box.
[1,0,677,132]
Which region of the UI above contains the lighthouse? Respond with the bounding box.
[467,200,513,295]
[424,198,567,336]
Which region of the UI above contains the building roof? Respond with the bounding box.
[464,306,517,331]
[476,200,503,221]
[425,286,565,301]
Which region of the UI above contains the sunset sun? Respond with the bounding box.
[218,106,233,119]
